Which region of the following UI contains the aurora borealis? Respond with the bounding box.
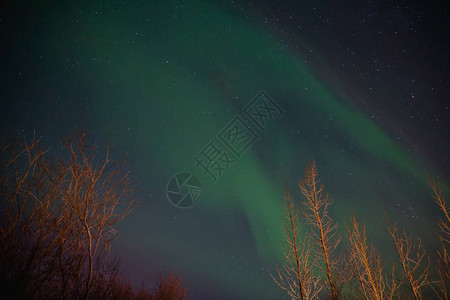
[1,1,449,298]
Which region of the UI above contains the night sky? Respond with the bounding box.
[1,1,449,299]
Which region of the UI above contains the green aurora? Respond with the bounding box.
[1,1,448,298]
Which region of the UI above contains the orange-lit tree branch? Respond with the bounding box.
[0,132,135,299]
[429,180,450,299]
[298,160,351,299]
[387,217,430,300]
[272,183,323,300]
[348,215,400,300]
[61,132,135,299]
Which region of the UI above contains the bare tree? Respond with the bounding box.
[429,180,450,299]
[61,132,135,299]
[0,133,59,298]
[0,131,134,299]
[271,160,450,299]
[298,160,352,299]
[386,216,430,300]
[150,273,188,300]
[271,183,323,300]
[348,215,400,300]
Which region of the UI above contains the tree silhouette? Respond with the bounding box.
[271,183,323,299]
[150,273,188,300]
[429,180,449,299]
[386,216,430,300]
[0,132,187,299]
[298,161,352,299]
[348,215,400,300]
[272,160,448,299]
[0,132,134,299]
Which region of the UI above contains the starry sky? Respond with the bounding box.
[1,1,449,299]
